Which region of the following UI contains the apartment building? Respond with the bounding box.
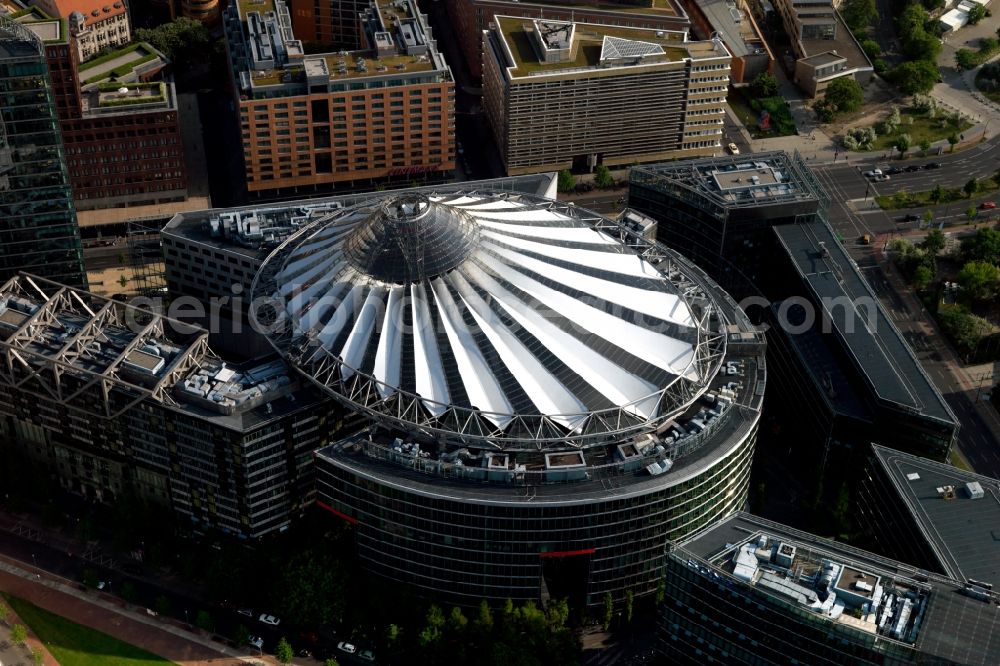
[0,15,86,288]
[33,0,131,62]
[483,18,730,175]
[771,0,872,97]
[445,0,691,79]
[224,0,456,197]
[17,14,188,210]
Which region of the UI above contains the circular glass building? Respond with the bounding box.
[252,190,765,607]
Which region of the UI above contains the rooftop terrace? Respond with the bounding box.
[494,16,694,77]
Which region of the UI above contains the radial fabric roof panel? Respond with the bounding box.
[254,192,719,447]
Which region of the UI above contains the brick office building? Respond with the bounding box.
[19,14,188,210]
[224,0,455,197]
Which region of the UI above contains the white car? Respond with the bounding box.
[863,168,883,179]
[337,642,357,654]
[258,613,281,626]
[727,142,740,155]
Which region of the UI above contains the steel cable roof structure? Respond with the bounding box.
[252,191,727,449]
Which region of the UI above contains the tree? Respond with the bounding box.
[625,590,634,623]
[0,601,9,625]
[891,60,940,95]
[275,637,293,664]
[134,17,213,70]
[958,261,1000,300]
[860,38,881,59]
[594,164,615,189]
[557,170,576,192]
[913,264,934,289]
[325,659,340,666]
[969,3,987,24]
[965,179,980,198]
[938,304,992,354]
[418,604,445,647]
[750,72,779,98]
[930,185,945,204]
[956,48,978,70]
[276,550,346,627]
[154,595,170,616]
[895,133,912,158]
[31,648,44,666]
[949,133,960,151]
[83,568,98,589]
[449,606,468,632]
[121,582,137,604]
[233,624,251,647]
[118,274,129,288]
[11,623,28,646]
[968,205,979,220]
[474,600,494,632]
[963,228,1000,263]
[922,228,946,254]
[919,139,932,154]
[195,610,214,632]
[824,77,864,114]
[602,592,613,631]
[841,0,878,31]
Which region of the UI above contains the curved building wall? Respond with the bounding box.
[316,417,758,606]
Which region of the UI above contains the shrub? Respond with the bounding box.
[843,126,878,150]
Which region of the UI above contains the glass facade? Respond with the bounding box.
[0,17,85,288]
[315,424,758,608]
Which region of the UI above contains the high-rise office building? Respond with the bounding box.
[482,18,731,175]
[0,15,86,288]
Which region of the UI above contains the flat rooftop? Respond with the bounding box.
[798,13,871,74]
[774,221,955,426]
[494,16,697,77]
[696,0,769,59]
[679,512,1000,665]
[632,151,827,209]
[872,445,1000,587]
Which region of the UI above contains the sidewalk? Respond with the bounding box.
[0,555,275,666]
[872,239,1000,458]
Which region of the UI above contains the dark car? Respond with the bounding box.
[904,165,923,172]
[901,213,920,222]
[925,162,942,169]
[884,166,903,175]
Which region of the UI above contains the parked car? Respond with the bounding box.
[901,213,920,222]
[981,201,997,210]
[925,162,942,169]
[863,168,883,178]
[727,142,740,155]
[359,649,376,662]
[904,165,922,172]
[258,613,281,626]
[884,166,902,175]
[338,642,358,654]
[237,608,254,617]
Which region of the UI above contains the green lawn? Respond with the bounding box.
[871,109,972,152]
[727,90,797,138]
[4,594,175,666]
